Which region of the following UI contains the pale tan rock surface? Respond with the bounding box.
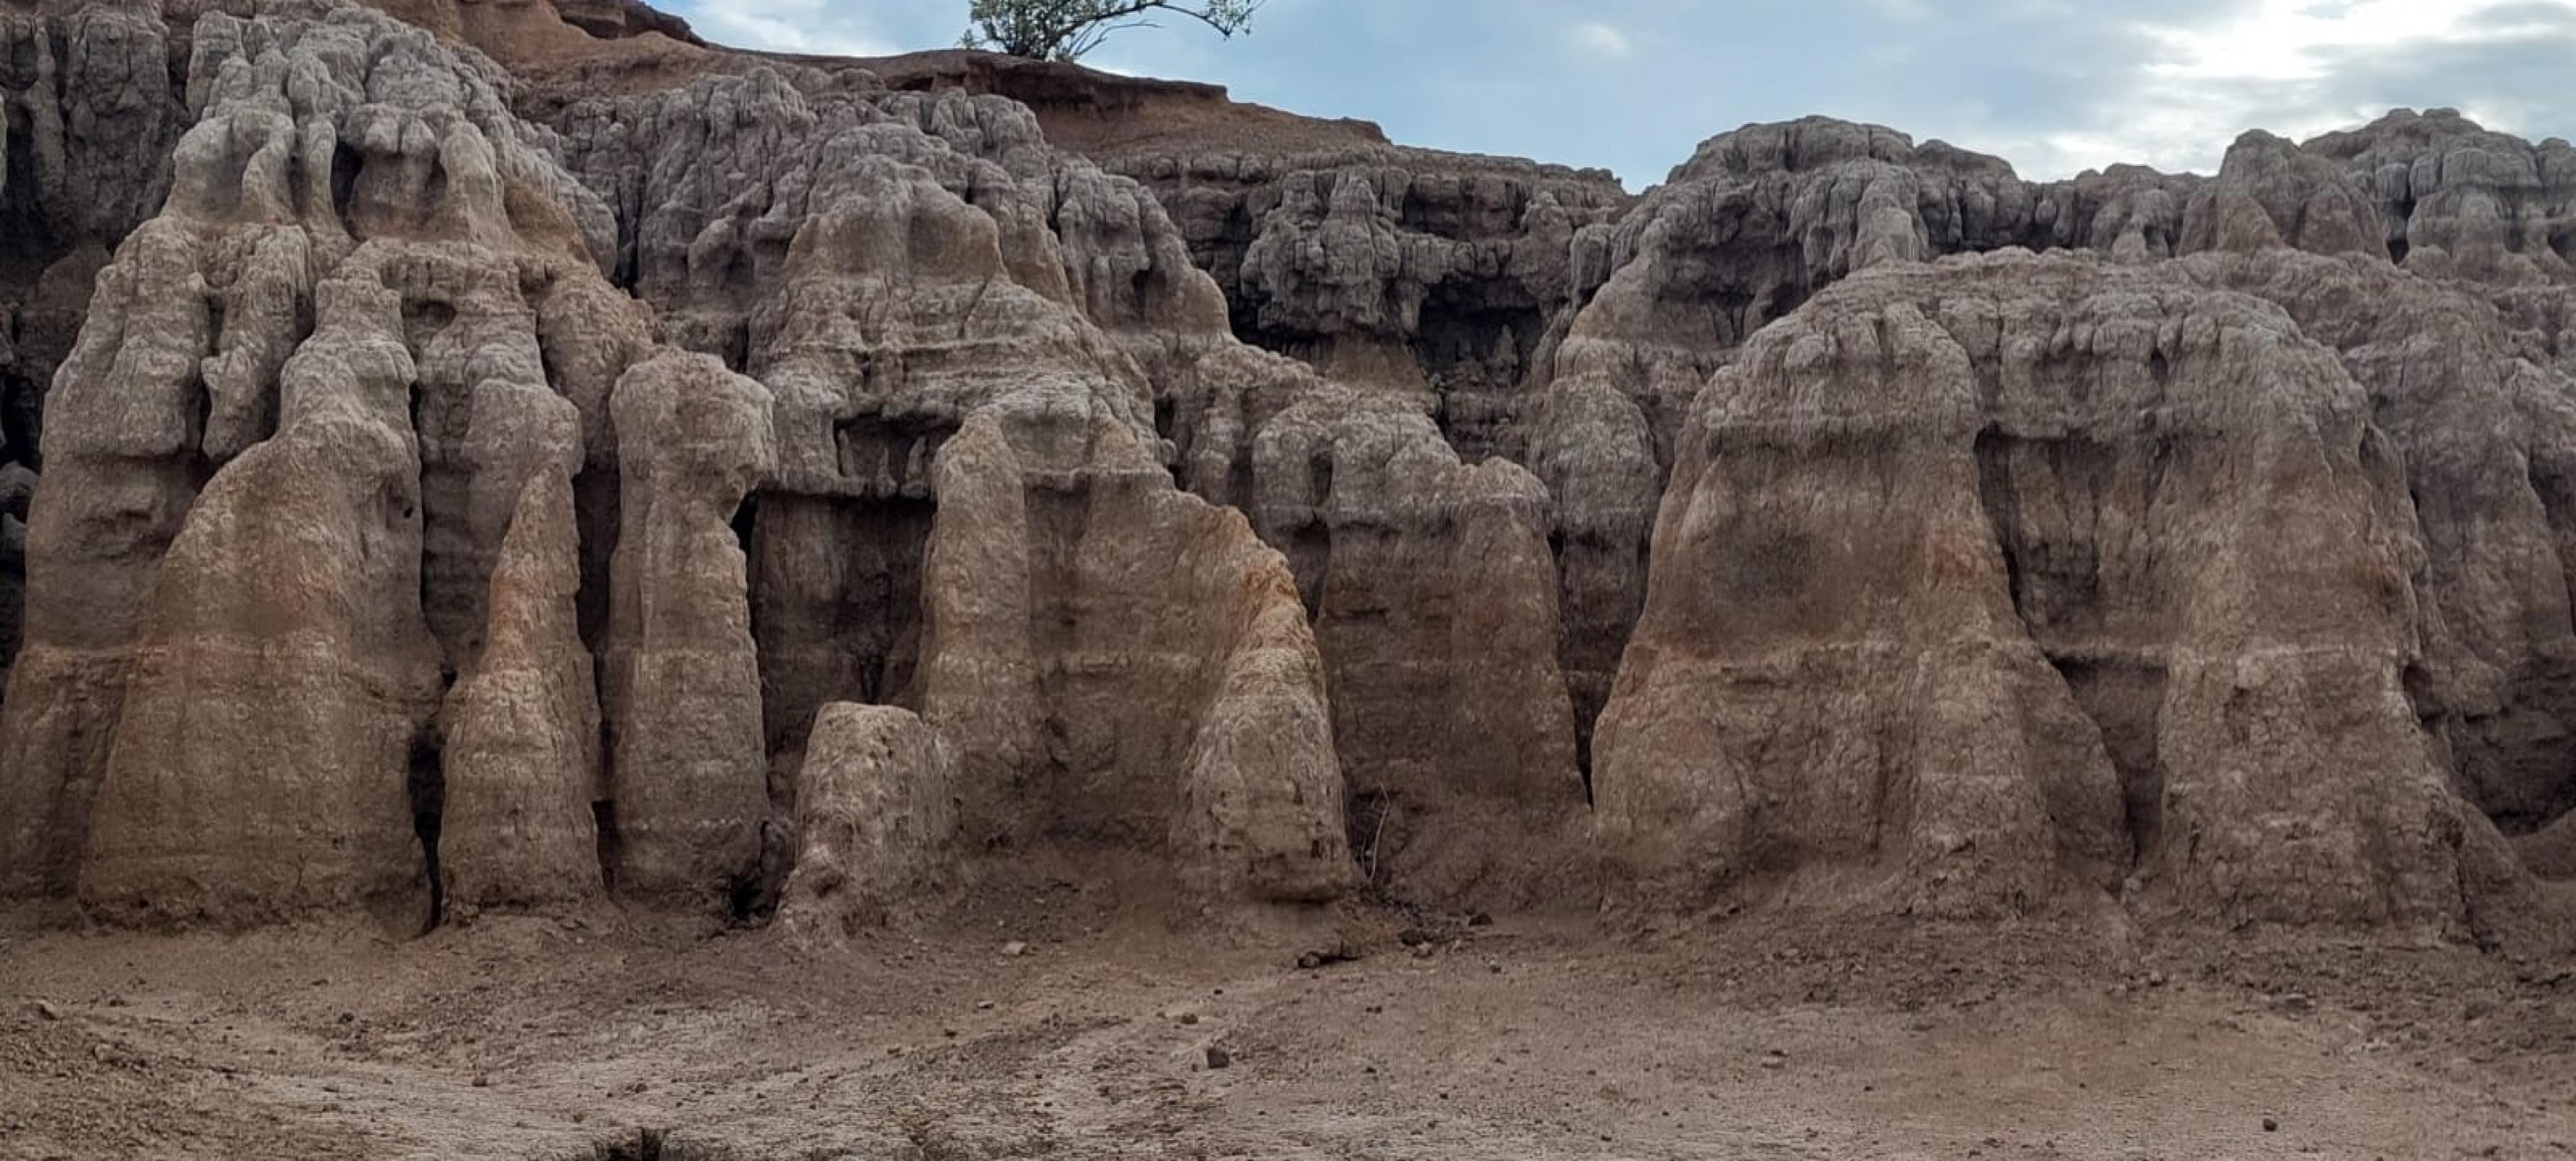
[1249,392,1585,908]
[73,262,447,928]
[541,64,1411,906]
[1597,252,2496,933]
[777,702,955,940]
[1533,120,2205,776]
[918,399,1353,904]
[2174,249,2576,841]
[3,0,704,924]
[0,0,186,720]
[4,0,2574,948]
[598,351,774,915]
[438,467,603,916]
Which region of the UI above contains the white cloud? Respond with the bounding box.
[2014,0,2576,175]
[689,0,898,56]
[2141,0,2514,83]
[1937,0,2576,177]
[1570,21,1634,61]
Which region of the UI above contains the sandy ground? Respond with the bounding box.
[4,888,2573,1160]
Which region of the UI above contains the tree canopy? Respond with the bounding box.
[961,0,1265,63]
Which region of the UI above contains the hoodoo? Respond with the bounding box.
[9,0,2576,1155]
[1,0,2571,947]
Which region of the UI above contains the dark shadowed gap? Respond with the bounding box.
[1974,426,2168,865]
[1345,787,1408,897]
[593,799,621,894]
[591,1126,667,1161]
[730,491,758,558]
[1285,453,1333,616]
[329,143,362,221]
[407,723,446,933]
[742,412,946,905]
[575,466,622,893]
[1547,526,1598,804]
[1416,293,1545,462]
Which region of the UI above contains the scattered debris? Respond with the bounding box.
[1297,947,1360,971]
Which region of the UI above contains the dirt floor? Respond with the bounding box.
[4,880,2574,1161]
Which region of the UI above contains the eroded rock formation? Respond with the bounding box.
[1531,120,2206,771]
[0,0,2570,947]
[0,0,187,710]
[779,702,955,940]
[2307,107,2576,286]
[439,465,603,916]
[1249,393,1585,907]
[1595,253,2482,932]
[598,351,774,914]
[1,0,1356,927]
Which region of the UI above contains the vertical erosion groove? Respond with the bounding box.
[1974,426,2167,865]
[408,723,446,933]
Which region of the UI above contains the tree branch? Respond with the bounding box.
[966,0,1265,61]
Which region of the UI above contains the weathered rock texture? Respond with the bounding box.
[1167,151,1628,456]
[438,466,603,916]
[598,352,774,914]
[0,0,1355,927]
[0,0,187,709]
[539,58,1533,906]
[3,0,2574,947]
[779,702,955,940]
[1596,253,2488,932]
[2306,107,2576,286]
[1533,120,2206,771]
[873,50,1635,476]
[1248,392,1585,906]
[74,265,448,926]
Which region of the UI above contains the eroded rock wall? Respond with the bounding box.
[1248,392,1585,908]
[4,0,2574,944]
[1,1,1376,927]
[778,702,955,940]
[1596,254,2489,934]
[598,351,774,914]
[0,1,646,924]
[1532,120,2205,772]
[542,64,1568,910]
[0,0,186,706]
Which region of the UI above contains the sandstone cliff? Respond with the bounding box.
[0,0,2569,948]
[1597,254,2473,933]
[0,0,1358,928]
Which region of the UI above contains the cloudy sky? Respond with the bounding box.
[666,0,2576,189]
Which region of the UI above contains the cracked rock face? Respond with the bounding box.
[2306,107,2576,286]
[598,350,776,915]
[1,1,617,923]
[545,63,1357,906]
